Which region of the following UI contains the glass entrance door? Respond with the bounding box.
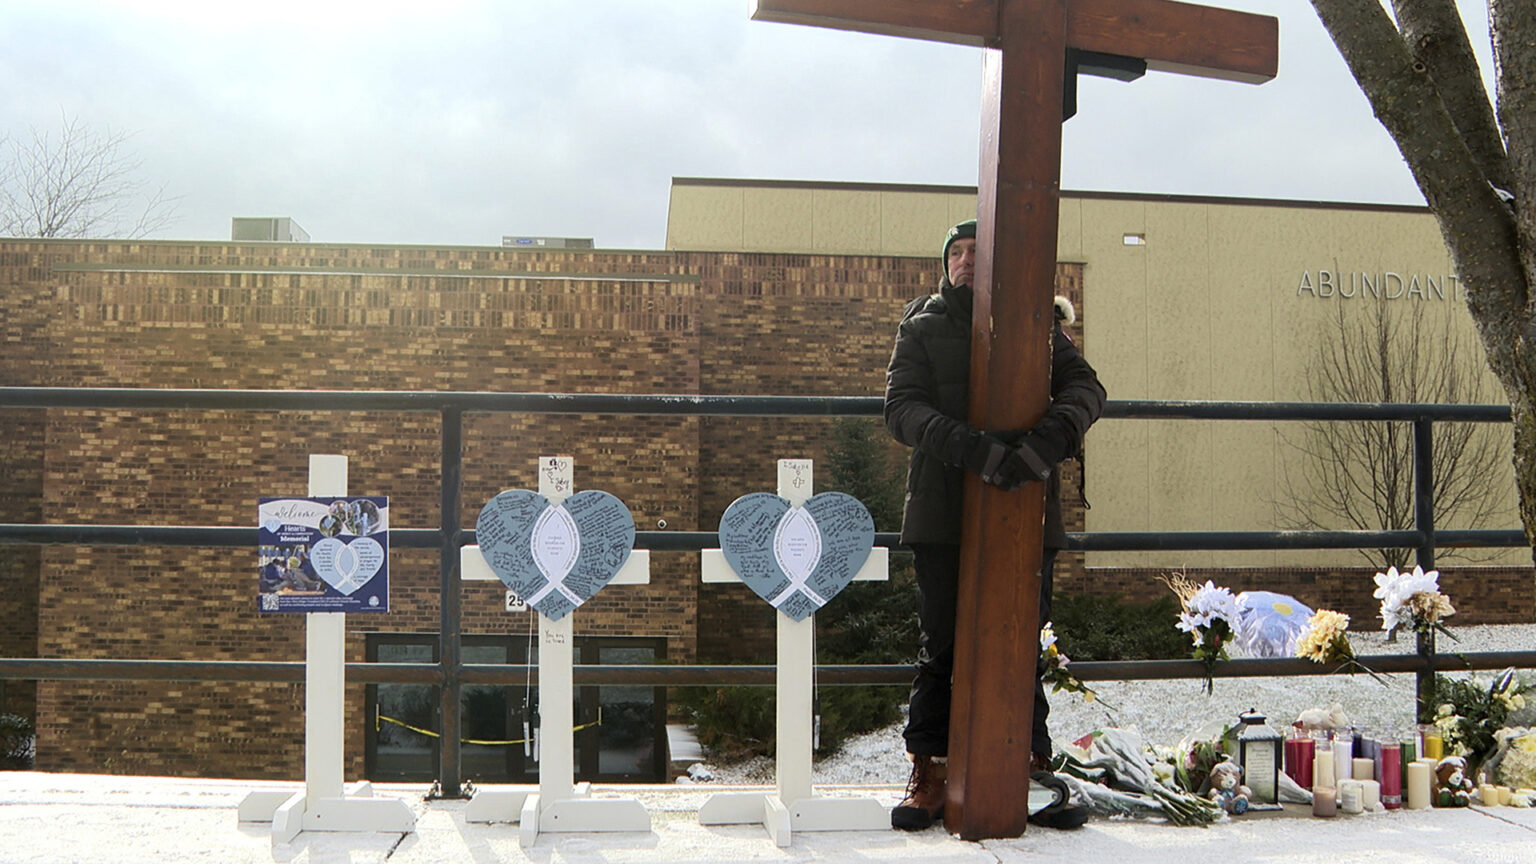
[365,633,666,784]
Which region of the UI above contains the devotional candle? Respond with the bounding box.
[1406,761,1432,809]
[1313,782,1338,817]
[1314,741,1336,794]
[1374,729,1389,783]
[1353,757,1375,780]
[1339,779,1364,814]
[1380,741,1403,809]
[1285,732,1301,783]
[1423,726,1445,761]
[1333,738,1353,787]
[1293,731,1315,789]
[1361,779,1381,810]
[1401,730,1418,788]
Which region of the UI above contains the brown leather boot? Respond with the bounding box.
[891,754,946,830]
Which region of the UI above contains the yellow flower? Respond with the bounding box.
[1297,609,1352,663]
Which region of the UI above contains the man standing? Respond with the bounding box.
[884,219,1105,830]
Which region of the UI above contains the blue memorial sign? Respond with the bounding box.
[475,489,635,621]
[258,496,389,613]
[718,492,874,622]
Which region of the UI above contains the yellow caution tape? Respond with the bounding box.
[376,709,601,746]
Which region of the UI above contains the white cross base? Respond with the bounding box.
[238,455,417,841]
[697,459,889,846]
[459,457,650,846]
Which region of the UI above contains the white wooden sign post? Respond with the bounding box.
[460,457,651,846]
[697,459,889,846]
[238,454,417,842]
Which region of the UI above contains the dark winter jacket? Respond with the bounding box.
[884,280,1106,547]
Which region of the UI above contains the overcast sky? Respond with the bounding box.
[0,0,1495,249]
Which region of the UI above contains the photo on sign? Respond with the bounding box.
[258,496,390,614]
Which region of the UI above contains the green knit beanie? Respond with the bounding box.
[940,219,977,276]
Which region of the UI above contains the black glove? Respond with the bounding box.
[962,432,1028,490]
[1013,428,1065,482]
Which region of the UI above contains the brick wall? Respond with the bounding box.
[10,240,709,777]
[4,239,1529,779]
[0,247,52,722]
[689,251,930,660]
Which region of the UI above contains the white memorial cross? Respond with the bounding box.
[697,459,889,846]
[238,454,417,842]
[460,456,651,846]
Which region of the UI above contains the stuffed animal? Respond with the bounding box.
[1435,756,1473,807]
[1295,702,1350,733]
[1207,756,1252,814]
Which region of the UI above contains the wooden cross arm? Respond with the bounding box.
[1069,0,1276,82]
[752,0,1277,83]
[751,0,993,46]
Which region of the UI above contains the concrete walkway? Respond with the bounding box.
[2,771,1535,864]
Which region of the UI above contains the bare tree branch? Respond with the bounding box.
[1310,1,1525,332]
[1310,0,1536,563]
[0,113,177,239]
[1278,300,1507,568]
[1392,0,1510,190]
[1491,0,1536,303]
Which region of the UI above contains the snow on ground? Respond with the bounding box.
[691,624,1536,787]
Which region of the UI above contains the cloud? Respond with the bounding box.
[2,0,1494,247]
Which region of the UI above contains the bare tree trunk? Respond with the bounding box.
[1310,0,1536,568]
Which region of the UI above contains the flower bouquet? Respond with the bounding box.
[1295,608,1385,683]
[1057,727,1224,826]
[1373,565,1456,641]
[1040,622,1109,708]
[1491,727,1536,790]
[1163,574,1238,695]
[1432,668,1530,782]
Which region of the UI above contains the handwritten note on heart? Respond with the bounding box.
[475,489,635,621]
[718,491,874,622]
[310,536,385,595]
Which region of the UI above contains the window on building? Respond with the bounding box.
[364,633,667,783]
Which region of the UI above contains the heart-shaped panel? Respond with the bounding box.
[475,489,636,621]
[309,536,385,595]
[718,491,874,622]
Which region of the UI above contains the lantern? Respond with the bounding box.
[1235,708,1284,806]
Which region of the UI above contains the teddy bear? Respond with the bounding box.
[1435,756,1473,807]
[1207,756,1253,814]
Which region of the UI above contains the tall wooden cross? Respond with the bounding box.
[752,0,1277,840]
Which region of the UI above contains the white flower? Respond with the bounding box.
[1185,582,1238,625]
[1374,565,1443,632]
[1040,623,1058,653]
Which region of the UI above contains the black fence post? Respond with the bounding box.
[439,406,465,797]
[1413,417,1436,722]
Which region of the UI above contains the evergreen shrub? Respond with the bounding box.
[1050,592,1189,661]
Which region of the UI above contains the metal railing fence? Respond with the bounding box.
[1,387,1533,796]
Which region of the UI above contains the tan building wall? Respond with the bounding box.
[667,177,1524,571]
[4,177,1528,778]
